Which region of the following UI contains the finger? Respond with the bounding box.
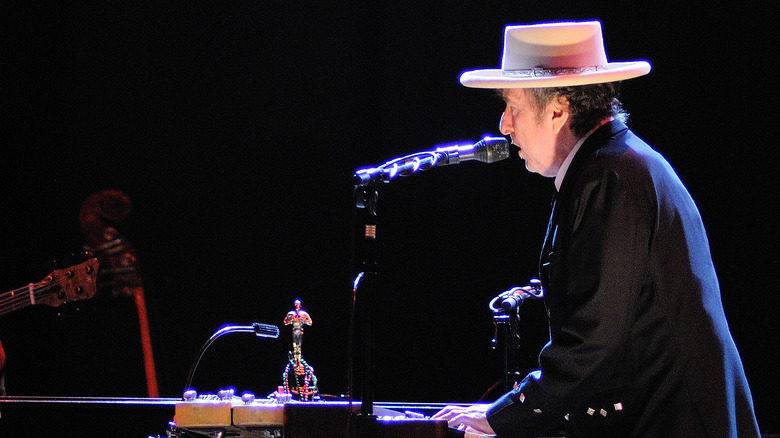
[431,407,454,419]
[433,405,463,420]
[447,413,474,428]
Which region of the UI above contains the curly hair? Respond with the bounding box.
[524,82,627,137]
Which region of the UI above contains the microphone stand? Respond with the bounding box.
[347,137,509,436]
[491,308,521,393]
[350,151,442,421]
[489,280,543,392]
[349,182,380,437]
[349,156,436,435]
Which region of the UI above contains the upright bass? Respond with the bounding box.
[79,189,159,397]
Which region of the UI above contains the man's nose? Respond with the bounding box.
[499,109,512,135]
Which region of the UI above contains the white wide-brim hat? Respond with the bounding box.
[460,21,651,88]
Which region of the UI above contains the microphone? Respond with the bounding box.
[434,136,511,165]
[489,279,544,313]
[354,136,510,185]
[184,323,280,392]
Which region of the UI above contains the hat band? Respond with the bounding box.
[502,65,605,78]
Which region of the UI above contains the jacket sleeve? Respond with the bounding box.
[486,371,569,438]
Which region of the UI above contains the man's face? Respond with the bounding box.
[499,88,563,177]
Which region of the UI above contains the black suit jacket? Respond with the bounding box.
[486,121,760,437]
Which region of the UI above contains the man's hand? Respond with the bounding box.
[432,404,496,436]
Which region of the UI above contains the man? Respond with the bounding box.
[433,21,760,437]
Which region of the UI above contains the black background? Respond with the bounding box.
[2,1,778,434]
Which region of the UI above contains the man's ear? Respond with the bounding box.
[549,96,570,134]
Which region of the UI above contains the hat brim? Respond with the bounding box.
[460,61,651,88]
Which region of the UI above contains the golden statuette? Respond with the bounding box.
[281,299,318,400]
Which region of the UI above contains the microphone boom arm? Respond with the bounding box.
[353,136,509,186]
[353,151,442,186]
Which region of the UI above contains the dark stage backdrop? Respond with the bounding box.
[2,1,777,434]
